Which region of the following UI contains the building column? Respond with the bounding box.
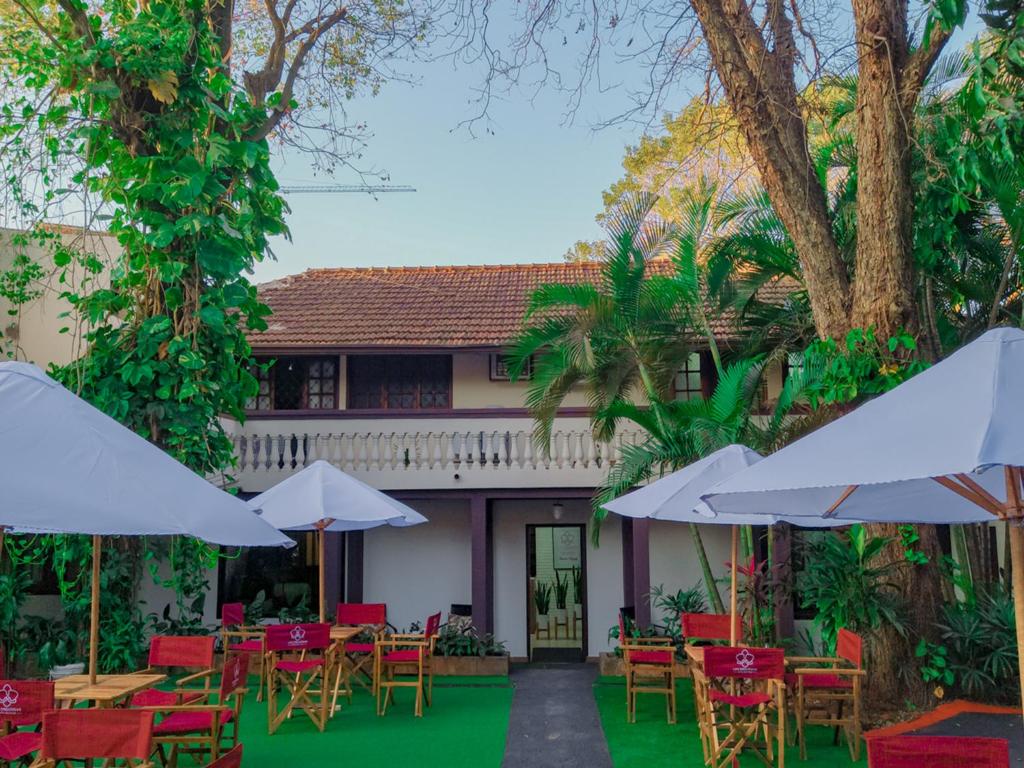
[772,523,794,641]
[471,494,494,634]
[346,531,364,603]
[324,532,343,616]
[621,517,651,628]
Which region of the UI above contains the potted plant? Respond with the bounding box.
[553,572,569,625]
[39,625,85,680]
[533,581,552,633]
[571,566,583,620]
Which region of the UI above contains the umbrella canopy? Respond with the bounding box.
[702,328,1024,524]
[701,327,1024,713]
[248,460,427,532]
[603,444,847,526]
[0,362,292,546]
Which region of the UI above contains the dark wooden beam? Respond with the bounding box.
[346,530,364,603]
[471,494,494,634]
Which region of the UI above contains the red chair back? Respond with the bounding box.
[682,613,741,643]
[40,709,153,761]
[220,653,250,699]
[703,647,784,680]
[208,744,243,768]
[0,680,54,727]
[837,628,862,668]
[266,623,331,652]
[221,603,245,627]
[336,603,386,626]
[424,612,442,638]
[148,635,216,668]
[867,735,1009,767]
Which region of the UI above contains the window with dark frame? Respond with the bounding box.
[348,355,451,410]
[246,356,339,411]
[674,352,703,401]
[490,354,532,381]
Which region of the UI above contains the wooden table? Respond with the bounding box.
[55,673,167,708]
[329,626,365,716]
[684,645,707,667]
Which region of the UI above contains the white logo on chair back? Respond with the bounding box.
[289,625,307,646]
[735,649,755,670]
[0,684,20,713]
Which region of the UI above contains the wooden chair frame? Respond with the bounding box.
[618,614,677,724]
[374,613,440,718]
[785,628,865,761]
[141,655,248,768]
[131,636,217,709]
[696,647,786,768]
[220,603,267,703]
[333,603,387,700]
[265,624,334,735]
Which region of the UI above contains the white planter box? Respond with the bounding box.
[537,614,549,630]
[49,662,85,680]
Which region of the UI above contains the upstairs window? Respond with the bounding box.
[246,356,337,411]
[674,352,704,401]
[348,355,451,410]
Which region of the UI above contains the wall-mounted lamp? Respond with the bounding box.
[552,502,564,521]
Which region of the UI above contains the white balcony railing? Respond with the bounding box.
[227,417,644,492]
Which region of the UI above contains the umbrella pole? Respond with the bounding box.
[730,524,738,645]
[89,534,101,684]
[1003,467,1024,719]
[318,527,326,624]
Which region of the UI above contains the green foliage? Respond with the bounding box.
[276,593,317,624]
[570,566,582,603]
[915,638,955,687]
[936,584,1019,701]
[433,625,508,658]
[898,524,930,566]
[0,568,32,671]
[553,571,569,610]
[532,581,552,615]
[798,524,907,652]
[649,583,707,644]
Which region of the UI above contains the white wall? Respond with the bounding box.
[648,521,733,625]
[493,498,623,659]
[362,499,471,632]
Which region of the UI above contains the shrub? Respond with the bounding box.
[937,585,1018,702]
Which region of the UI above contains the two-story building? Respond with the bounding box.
[224,261,782,661]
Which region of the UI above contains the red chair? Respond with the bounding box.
[220,602,266,702]
[618,613,677,724]
[867,735,1009,767]
[681,613,742,645]
[695,646,786,768]
[146,653,249,767]
[786,627,866,760]
[0,680,53,764]
[265,623,334,734]
[374,612,441,718]
[38,709,154,767]
[334,603,387,699]
[131,636,216,708]
[205,743,242,768]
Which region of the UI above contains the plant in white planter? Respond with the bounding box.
[39,626,86,680]
[533,582,552,631]
[553,572,569,623]
[571,566,583,617]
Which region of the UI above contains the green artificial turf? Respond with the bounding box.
[233,675,513,768]
[594,676,867,768]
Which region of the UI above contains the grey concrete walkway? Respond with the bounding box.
[502,664,613,768]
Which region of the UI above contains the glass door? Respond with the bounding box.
[527,524,586,663]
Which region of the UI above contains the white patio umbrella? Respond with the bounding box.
[0,362,293,682]
[702,327,1024,710]
[249,459,427,621]
[603,443,849,643]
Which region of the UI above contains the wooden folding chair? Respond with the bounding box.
[145,654,249,767]
[866,735,1009,767]
[698,647,786,768]
[618,613,677,724]
[265,623,333,735]
[374,612,440,718]
[220,602,267,702]
[131,636,216,708]
[36,709,154,767]
[0,679,53,765]
[681,613,742,645]
[204,743,242,768]
[333,603,387,700]
[786,627,865,760]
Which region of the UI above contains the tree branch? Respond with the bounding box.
[901,21,954,113]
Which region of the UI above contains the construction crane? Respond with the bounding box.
[278,184,416,194]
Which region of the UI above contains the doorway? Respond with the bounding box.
[526,524,587,663]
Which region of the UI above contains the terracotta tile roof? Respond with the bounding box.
[252,260,795,349]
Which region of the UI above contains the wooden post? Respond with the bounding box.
[89,534,101,684]
[1004,467,1024,717]
[730,525,739,646]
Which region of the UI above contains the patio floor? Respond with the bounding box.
[594,676,868,768]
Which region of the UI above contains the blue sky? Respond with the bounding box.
[256,35,669,282]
